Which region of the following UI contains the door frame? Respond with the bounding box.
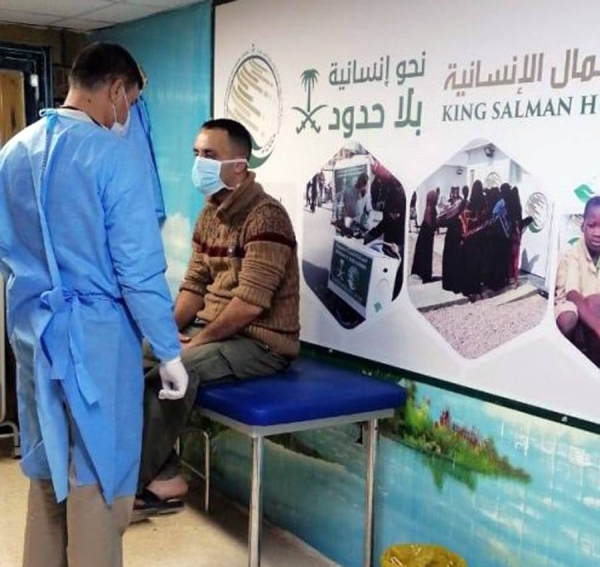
[0,42,52,125]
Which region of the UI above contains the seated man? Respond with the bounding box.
[136,118,300,512]
[555,196,600,367]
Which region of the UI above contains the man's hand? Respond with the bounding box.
[182,329,210,350]
[181,297,264,351]
[158,357,189,400]
[566,289,584,305]
[584,293,600,338]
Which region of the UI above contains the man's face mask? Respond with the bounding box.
[111,90,131,137]
[191,156,247,197]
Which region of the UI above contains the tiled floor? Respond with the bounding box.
[0,439,337,567]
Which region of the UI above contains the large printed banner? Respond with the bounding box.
[215,0,600,423]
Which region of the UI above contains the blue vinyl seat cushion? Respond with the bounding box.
[197,357,406,426]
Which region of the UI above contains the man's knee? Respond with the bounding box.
[557,311,579,337]
[584,293,600,316]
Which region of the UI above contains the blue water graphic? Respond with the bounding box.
[212,394,600,567]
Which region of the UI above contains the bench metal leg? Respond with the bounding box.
[178,427,212,513]
[364,418,378,567]
[0,421,20,458]
[203,429,211,513]
[249,435,264,567]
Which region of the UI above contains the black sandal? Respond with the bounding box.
[133,488,185,515]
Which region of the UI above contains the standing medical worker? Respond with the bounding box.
[0,42,188,567]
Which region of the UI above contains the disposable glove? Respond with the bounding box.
[158,356,189,400]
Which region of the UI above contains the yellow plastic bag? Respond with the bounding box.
[381,544,467,567]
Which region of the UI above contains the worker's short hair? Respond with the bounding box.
[201,118,253,160]
[69,42,144,91]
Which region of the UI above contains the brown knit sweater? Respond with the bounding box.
[180,172,300,358]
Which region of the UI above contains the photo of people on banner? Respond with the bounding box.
[302,141,405,328]
[407,139,551,359]
[555,194,600,368]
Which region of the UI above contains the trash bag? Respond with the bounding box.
[381,544,467,567]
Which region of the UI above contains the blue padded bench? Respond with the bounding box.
[192,356,407,567]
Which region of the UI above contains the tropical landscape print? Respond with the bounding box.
[378,382,530,490]
[187,367,600,567]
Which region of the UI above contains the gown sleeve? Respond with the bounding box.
[101,139,180,362]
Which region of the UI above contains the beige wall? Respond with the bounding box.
[0,24,89,103]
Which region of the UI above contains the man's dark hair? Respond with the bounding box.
[201,118,253,159]
[584,195,600,219]
[69,42,144,91]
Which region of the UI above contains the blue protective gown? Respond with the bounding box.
[127,97,166,226]
[0,109,180,504]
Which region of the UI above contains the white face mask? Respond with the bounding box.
[191,156,247,197]
[111,90,131,137]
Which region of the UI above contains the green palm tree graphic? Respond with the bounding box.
[292,69,327,133]
[301,68,319,112]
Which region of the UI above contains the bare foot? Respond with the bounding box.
[139,474,189,504]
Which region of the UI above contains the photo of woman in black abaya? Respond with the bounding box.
[411,189,439,283]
